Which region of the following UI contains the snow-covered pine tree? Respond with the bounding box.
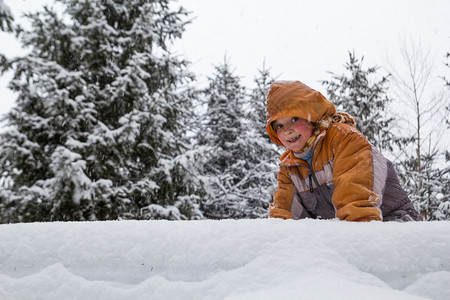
[248,62,275,142]
[437,151,450,220]
[399,148,449,220]
[0,0,13,32]
[196,61,279,219]
[196,59,252,219]
[321,51,395,152]
[0,0,203,223]
[239,63,280,218]
[415,151,449,220]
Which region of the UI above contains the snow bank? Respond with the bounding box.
[0,219,449,299]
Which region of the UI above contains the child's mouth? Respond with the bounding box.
[287,135,301,143]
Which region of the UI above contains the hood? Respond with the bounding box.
[265,80,336,145]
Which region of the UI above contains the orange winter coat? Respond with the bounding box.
[266,81,419,222]
[271,123,383,221]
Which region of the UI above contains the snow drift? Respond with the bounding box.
[1,219,449,299]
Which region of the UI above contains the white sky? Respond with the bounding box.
[1,0,449,119]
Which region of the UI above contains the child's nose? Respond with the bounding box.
[286,123,295,132]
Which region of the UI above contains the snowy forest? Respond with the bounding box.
[0,0,449,223]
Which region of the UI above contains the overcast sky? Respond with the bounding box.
[1,0,449,119]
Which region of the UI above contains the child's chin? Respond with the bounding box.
[283,141,304,152]
[290,144,305,152]
[289,146,302,152]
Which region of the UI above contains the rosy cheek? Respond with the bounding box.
[294,123,310,133]
[279,135,289,144]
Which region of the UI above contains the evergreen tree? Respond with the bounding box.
[248,62,274,140]
[437,151,450,220]
[197,60,279,219]
[400,149,449,220]
[0,0,203,223]
[239,63,279,218]
[197,59,251,218]
[0,0,13,32]
[321,51,395,152]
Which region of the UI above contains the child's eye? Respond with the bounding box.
[291,117,299,123]
[276,124,283,130]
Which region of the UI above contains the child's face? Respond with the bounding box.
[272,117,313,152]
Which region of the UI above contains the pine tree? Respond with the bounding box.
[240,63,279,218]
[0,0,13,32]
[0,0,203,223]
[196,60,280,219]
[321,51,395,152]
[196,59,250,218]
[248,62,273,140]
[402,148,449,220]
[436,151,450,220]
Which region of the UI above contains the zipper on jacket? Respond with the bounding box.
[309,166,331,204]
[289,134,332,204]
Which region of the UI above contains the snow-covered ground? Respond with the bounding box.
[0,219,449,300]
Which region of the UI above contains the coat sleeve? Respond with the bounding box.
[269,167,294,219]
[330,126,382,222]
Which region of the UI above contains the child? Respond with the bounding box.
[266,80,421,221]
